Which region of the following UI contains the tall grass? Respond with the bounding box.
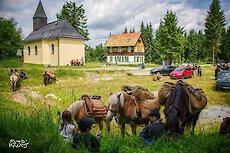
[0,105,229,153]
[1,61,230,152]
[0,57,23,68]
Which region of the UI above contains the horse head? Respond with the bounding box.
[165,109,181,136]
[106,92,123,121]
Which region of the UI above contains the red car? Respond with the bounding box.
[170,66,194,79]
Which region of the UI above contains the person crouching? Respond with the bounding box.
[140,108,165,145]
[72,117,101,152]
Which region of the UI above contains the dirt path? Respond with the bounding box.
[197,105,230,124]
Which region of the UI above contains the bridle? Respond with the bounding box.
[108,93,122,113]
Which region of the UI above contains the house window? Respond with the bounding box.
[118,56,121,62]
[134,56,136,62]
[110,56,113,62]
[127,47,131,52]
[122,56,124,62]
[118,47,121,52]
[137,56,139,62]
[109,47,113,53]
[127,56,129,62]
[51,44,54,54]
[35,46,38,55]
[28,47,30,55]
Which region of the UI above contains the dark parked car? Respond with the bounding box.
[170,66,194,79]
[216,70,230,91]
[150,65,177,76]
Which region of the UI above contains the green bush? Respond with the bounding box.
[0,57,23,68]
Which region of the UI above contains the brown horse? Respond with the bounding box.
[43,71,56,86]
[60,95,108,131]
[9,69,20,92]
[106,92,160,136]
[219,117,230,135]
[163,82,202,136]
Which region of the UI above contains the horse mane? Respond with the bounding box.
[167,83,188,114]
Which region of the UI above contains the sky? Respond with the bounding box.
[0,0,230,47]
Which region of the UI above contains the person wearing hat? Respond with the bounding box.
[72,117,101,152]
[140,108,165,145]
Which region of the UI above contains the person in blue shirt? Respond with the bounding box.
[140,108,165,145]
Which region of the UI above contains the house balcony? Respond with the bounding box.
[107,52,144,56]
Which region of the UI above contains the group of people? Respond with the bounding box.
[215,61,230,79]
[59,111,101,152]
[59,108,165,152]
[70,57,84,66]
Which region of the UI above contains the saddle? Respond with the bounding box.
[81,95,107,118]
[158,80,207,114]
[122,85,156,118]
[47,70,56,78]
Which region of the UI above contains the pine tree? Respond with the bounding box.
[152,21,167,64]
[57,2,89,39]
[154,11,184,64]
[132,28,135,33]
[184,30,205,62]
[220,27,230,62]
[140,22,154,63]
[204,0,226,65]
[124,27,128,33]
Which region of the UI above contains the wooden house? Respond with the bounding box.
[105,32,145,64]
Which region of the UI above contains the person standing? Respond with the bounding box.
[215,65,221,79]
[192,64,196,76]
[198,65,202,76]
[140,108,165,145]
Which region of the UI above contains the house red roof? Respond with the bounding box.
[105,32,142,47]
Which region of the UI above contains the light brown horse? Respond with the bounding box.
[106,92,160,136]
[43,70,56,86]
[9,70,20,92]
[60,95,108,131]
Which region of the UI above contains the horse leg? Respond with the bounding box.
[12,82,15,91]
[105,120,111,134]
[95,117,103,131]
[191,112,201,135]
[130,122,137,135]
[13,82,17,91]
[120,123,126,137]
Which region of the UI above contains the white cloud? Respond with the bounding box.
[0,0,229,47]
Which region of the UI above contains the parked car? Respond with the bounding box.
[216,70,230,91]
[170,66,194,79]
[150,65,177,76]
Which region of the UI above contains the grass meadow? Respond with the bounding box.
[0,58,229,153]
